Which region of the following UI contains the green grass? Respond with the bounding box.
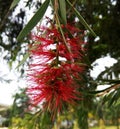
[90,126,120,129]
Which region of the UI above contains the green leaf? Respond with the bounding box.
[10,0,21,9]
[56,14,71,54]
[17,0,50,41]
[66,0,97,37]
[16,53,29,69]
[58,0,67,24]
[108,88,120,107]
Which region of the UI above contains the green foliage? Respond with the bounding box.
[100,96,120,127]
[66,0,97,37]
[103,87,120,107]
[58,0,67,24]
[10,0,21,9]
[11,88,29,118]
[10,112,53,129]
[76,106,89,129]
[17,0,50,41]
[90,126,120,129]
[16,53,29,69]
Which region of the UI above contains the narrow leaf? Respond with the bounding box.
[10,0,21,9]
[17,0,50,41]
[56,15,71,54]
[58,0,67,24]
[66,0,97,37]
[16,53,29,69]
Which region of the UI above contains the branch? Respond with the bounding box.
[97,83,120,97]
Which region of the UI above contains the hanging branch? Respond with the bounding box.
[96,83,120,97]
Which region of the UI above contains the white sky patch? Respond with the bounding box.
[0,69,15,105]
[90,55,117,91]
[0,71,26,106]
[0,50,26,106]
[0,82,17,106]
[90,55,117,79]
[96,84,111,91]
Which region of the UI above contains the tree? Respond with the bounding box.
[0,0,120,129]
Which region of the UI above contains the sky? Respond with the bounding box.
[90,55,117,78]
[0,53,26,106]
[0,0,117,106]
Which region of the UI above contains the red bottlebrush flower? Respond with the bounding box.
[27,66,81,114]
[27,20,86,116]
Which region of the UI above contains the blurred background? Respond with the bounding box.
[0,0,120,129]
